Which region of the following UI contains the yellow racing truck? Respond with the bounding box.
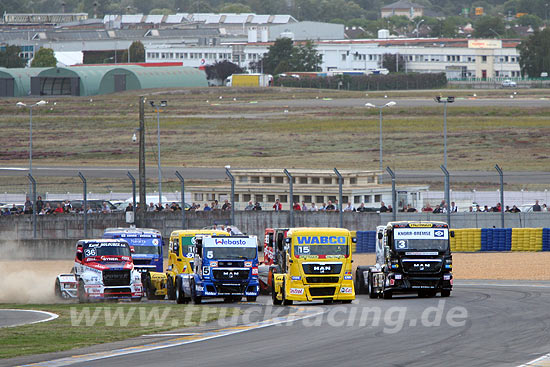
[271,227,355,305]
[144,229,230,300]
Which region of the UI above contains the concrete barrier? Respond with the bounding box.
[2,211,550,259]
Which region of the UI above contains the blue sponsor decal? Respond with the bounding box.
[296,236,346,245]
[434,230,445,237]
[344,275,353,280]
[214,239,247,245]
[291,276,301,280]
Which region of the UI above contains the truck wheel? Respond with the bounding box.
[131,297,142,302]
[323,299,333,305]
[382,289,392,299]
[55,279,63,299]
[341,300,352,304]
[368,272,378,299]
[355,267,367,294]
[166,275,176,300]
[246,296,257,302]
[232,296,242,302]
[190,279,202,304]
[271,275,282,305]
[78,280,88,303]
[282,280,293,306]
[441,289,451,297]
[176,277,187,304]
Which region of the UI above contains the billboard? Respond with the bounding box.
[468,39,502,49]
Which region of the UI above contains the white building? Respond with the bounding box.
[145,37,522,78]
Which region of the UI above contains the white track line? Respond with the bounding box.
[0,309,59,328]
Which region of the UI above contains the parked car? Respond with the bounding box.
[502,79,517,87]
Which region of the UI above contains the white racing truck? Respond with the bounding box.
[55,239,143,302]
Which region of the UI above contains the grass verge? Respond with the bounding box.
[0,303,238,359]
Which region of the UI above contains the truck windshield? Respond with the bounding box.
[204,246,257,260]
[393,239,448,251]
[83,244,131,258]
[123,238,162,256]
[294,244,349,257]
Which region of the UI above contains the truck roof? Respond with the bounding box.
[387,221,449,227]
[170,229,230,237]
[77,239,129,245]
[286,227,351,236]
[104,227,161,235]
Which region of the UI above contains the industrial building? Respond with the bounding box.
[0,67,48,97]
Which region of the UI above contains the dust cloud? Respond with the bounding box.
[0,260,73,304]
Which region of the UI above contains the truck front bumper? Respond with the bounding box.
[198,280,260,298]
[385,273,453,294]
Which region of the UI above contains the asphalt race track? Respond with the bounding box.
[0,309,58,328]
[8,280,550,367]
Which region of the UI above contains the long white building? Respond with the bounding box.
[145,37,522,78]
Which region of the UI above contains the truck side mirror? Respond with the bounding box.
[352,237,357,243]
[173,243,179,254]
[450,231,455,238]
[378,232,383,240]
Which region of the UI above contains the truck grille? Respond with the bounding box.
[401,259,442,274]
[103,270,131,286]
[217,261,244,268]
[213,269,249,280]
[215,284,245,294]
[133,259,152,265]
[302,263,342,275]
[306,276,340,284]
[309,287,336,297]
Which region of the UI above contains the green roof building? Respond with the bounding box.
[0,67,49,97]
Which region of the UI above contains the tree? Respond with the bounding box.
[289,41,322,72]
[31,47,57,67]
[517,28,550,77]
[382,53,407,73]
[120,41,145,63]
[0,45,26,68]
[516,14,542,28]
[473,16,506,38]
[204,60,243,81]
[262,37,294,74]
[219,3,252,13]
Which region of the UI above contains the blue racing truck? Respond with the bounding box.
[103,228,164,275]
[175,235,260,304]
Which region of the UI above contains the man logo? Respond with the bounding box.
[434,230,444,237]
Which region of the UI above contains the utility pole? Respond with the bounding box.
[138,96,146,223]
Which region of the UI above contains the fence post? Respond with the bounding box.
[27,173,37,239]
[78,172,87,238]
[333,168,343,228]
[175,170,186,229]
[386,167,397,221]
[441,165,451,227]
[495,164,504,228]
[225,167,234,226]
[284,169,294,227]
[127,171,136,216]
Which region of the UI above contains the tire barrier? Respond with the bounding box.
[354,228,550,253]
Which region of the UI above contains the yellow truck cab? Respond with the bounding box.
[272,227,355,305]
[145,229,229,300]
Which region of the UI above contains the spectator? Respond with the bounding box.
[388,205,393,213]
[86,205,93,214]
[23,197,32,214]
[344,202,355,212]
[293,202,301,211]
[379,201,388,213]
[450,202,458,213]
[273,199,282,211]
[126,203,134,212]
[222,200,231,211]
[102,202,111,213]
[203,203,212,211]
[334,199,340,211]
[253,202,262,210]
[495,203,502,212]
[357,203,368,212]
[2,207,11,216]
[325,201,335,211]
[212,200,220,210]
[319,203,327,211]
[422,203,433,212]
[310,203,319,211]
[483,205,489,212]
[36,196,44,213]
[432,205,441,214]
[406,204,417,212]
[533,200,542,212]
[505,205,511,212]
[64,200,73,213]
[543,204,548,212]
[301,201,308,211]
[244,201,254,211]
[54,203,64,214]
[511,205,521,213]
[147,202,155,212]
[475,204,481,212]
[441,203,448,213]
